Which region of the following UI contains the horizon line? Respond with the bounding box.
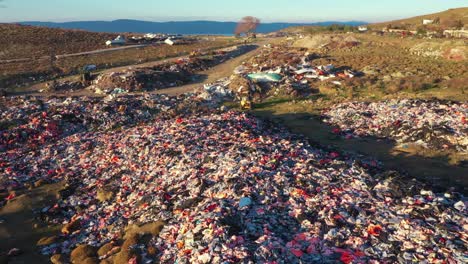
[3,19,374,24]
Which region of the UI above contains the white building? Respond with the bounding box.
[144,33,160,40]
[358,26,368,32]
[106,35,126,46]
[422,19,434,25]
[164,38,175,46]
[443,29,468,38]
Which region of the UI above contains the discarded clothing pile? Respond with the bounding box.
[1,95,465,263]
[322,99,468,153]
[0,94,216,190]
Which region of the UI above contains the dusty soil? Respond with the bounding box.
[0,182,65,264]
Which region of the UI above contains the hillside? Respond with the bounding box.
[371,7,468,30]
[0,23,117,60]
[19,20,367,35]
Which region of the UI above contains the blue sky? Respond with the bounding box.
[0,0,466,23]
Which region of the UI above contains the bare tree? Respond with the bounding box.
[235,16,261,37]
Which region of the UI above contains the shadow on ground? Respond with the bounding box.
[253,109,468,195]
[0,182,64,264]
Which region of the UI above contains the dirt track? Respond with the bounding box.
[0,45,149,64]
[17,39,273,98]
[152,43,269,96]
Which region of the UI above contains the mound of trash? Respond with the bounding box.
[322,99,468,153]
[293,34,361,50]
[0,94,214,155]
[1,95,466,263]
[220,46,359,101]
[89,68,193,94]
[44,45,253,95]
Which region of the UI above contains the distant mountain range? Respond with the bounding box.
[19,19,367,34]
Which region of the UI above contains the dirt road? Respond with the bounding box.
[54,44,149,59]
[0,45,149,64]
[151,43,268,96]
[18,39,273,97]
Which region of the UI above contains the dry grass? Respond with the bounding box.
[0,23,242,88]
[304,34,468,101]
[0,23,117,60]
[370,7,468,30]
[0,38,241,88]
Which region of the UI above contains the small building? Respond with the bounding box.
[130,36,144,41]
[388,29,406,33]
[164,38,175,46]
[443,29,468,38]
[358,26,368,32]
[106,35,126,46]
[422,19,434,25]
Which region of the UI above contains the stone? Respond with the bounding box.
[81,257,99,264]
[97,242,114,257]
[70,245,96,264]
[124,221,164,239]
[113,234,141,264]
[50,254,66,264]
[100,257,115,264]
[37,236,58,246]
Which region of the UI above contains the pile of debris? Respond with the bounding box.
[47,45,252,94]
[293,34,361,50]
[200,78,234,103]
[88,68,192,94]
[0,94,213,155]
[44,80,86,92]
[0,95,466,263]
[322,99,468,152]
[224,46,359,101]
